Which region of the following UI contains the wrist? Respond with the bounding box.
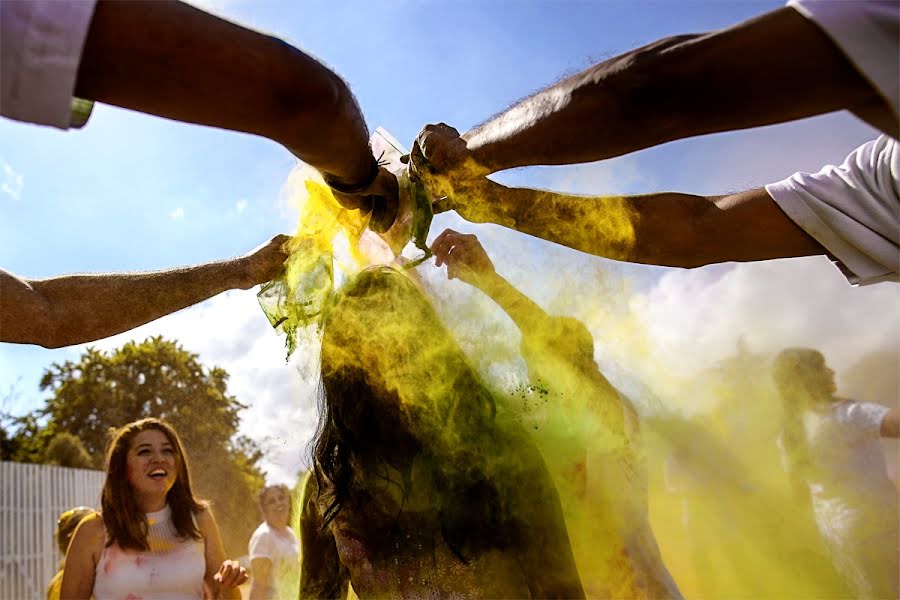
[323,154,379,195]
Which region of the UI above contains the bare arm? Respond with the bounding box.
[421,7,894,174]
[881,408,900,438]
[440,179,825,268]
[248,557,272,600]
[0,234,289,349]
[75,0,374,188]
[431,228,626,438]
[430,228,548,332]
[197,508,245,600]
[60,514,103,600]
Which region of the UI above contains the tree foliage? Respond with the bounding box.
[21,336,265,555]
[45,432,94,469]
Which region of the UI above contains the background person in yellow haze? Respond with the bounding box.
[774,348,899,600]
[248,484,299,600]
[60,418,248,600]
[46,507,93,600]
[415,1,897,286]
[1,0,397,215]
[430,228,682,599]
[299,267,583,599]
[0,234,289,349]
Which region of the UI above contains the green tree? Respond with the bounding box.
[34,336,265,555]
[44,432,94,469]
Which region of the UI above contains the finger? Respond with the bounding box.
[430,229,460,264]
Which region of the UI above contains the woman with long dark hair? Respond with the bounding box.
[775,348,899,600]
[60,418,247,599]
[299,267,583,598]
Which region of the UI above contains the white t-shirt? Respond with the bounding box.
[766,135,899,285]
[781,400,898,599]
[0,0,97,129]
[789,0,899,118]
[248,522,300,599]
[800,400,894,499]
[767,1,900,286]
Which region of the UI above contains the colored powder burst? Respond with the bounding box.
[263,158,892,599]
[259,168,372,359]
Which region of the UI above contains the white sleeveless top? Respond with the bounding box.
[94,505,206,600]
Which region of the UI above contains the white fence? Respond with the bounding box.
[0,461,104,600]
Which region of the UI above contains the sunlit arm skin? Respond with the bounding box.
[431,228,626,435]
[75,0,393,196]
[59,513,104,600]
[881,408,899,438]
[197,508,247,600]
[437,178,826,268]
[417,7,895,175]
[248,557,272,600]
[0,235,289,348]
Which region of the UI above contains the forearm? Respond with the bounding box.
[464,8,888,172]
[457,182,824,268]
[76,0,373,183]
[474,272,549,336]
[456,179,639,262]
[26,259,252,348]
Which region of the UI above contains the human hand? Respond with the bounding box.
[414,123,488,178]
[330,166,400,233]
[412,123,491,208]
[214,559,248,588]
[239,234,291,288]
[431,228,496,288]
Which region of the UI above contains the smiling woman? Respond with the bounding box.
[59,418,248,600]
[248,484,300,599]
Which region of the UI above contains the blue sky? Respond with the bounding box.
[2,0,897,483]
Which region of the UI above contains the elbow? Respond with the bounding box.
[266,37,355,139]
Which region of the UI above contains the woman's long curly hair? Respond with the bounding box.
[101,418,206,550]
[310,267,511,561]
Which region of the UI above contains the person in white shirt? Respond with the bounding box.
[774,348,899,600]
[248,484,300,600]
[412,1,898,286]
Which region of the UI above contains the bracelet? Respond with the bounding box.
[323,157,380,195]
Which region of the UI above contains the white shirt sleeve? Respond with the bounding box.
[788,0,899,118]
[0,0,98,129]
[765,135,900,286]
[837,400,890,438]
[248,526,274,560]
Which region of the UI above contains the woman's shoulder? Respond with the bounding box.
[71,511,106,548]
[193,505,214,525]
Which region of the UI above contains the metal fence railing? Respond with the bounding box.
[0,461,104,600]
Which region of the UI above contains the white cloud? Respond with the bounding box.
[235,199,248,214]
[170,207,185,220]
[626,258,900,412]
[1,158,24,201]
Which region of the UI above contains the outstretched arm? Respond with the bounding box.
[417,6,894,175]
[431,228,626,436]
[430,228,548,333]
[75,0,395,203]
[0,235,289,348]
[435,178,825,268]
